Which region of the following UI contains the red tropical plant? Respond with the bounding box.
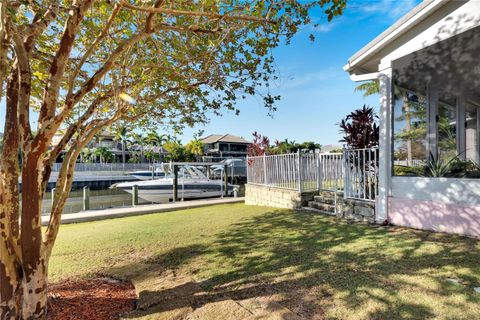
[247,131,271,157]
[339,105,379,149]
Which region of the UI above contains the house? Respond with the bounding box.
[344,0,480,237]
[200,134,251,158]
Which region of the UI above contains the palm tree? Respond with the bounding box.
[131,133,146,162]
[93,147,113,164]
[355,81,379,97]
[145,131,170,162]
[185,139,204,160]
[114,126,129,164]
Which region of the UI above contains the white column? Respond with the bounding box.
[456,96,466,160]
[426,84,439,160]
[376,67,392,224]
[477,107,480,163]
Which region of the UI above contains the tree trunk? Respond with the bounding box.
[21,261,48,319]
[0,247,22,319]
[20,155,49,319]
[1,66,23,320]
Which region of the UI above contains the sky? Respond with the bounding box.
[179,0,422,146]
[0,0,422,146]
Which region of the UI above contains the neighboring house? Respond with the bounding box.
[321,144,343,153]
[344,0,480,237]
[88,130,117,149]
[52,129,170,163]
[200,134,251,158]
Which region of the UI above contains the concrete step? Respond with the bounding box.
[301,206,336,216]
[313,196,337,205]
[318,190,343,198]
[308,201,335,213]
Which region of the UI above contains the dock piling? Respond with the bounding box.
[83,187,90,211]
[132,185,138,206]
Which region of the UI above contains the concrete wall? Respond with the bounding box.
[389,177,480,238]
[389,197,480,238]
[245,184,315,209]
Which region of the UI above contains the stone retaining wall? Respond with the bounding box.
[337,197,376,223]
[245,184,316,209]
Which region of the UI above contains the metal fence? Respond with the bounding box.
[247,148,379,201]
[393,159,424,167]
[51,162,151,172]
[247,152,344,192]
[343,148,379,201]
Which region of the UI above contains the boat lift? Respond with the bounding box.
[152,162,229,202]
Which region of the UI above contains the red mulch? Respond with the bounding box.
[47,277,136,320]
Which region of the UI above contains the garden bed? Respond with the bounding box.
[47,277,136,320]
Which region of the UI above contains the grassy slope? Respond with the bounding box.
[50,203,480,319]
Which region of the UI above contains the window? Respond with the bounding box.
[393,86,427,174]
[465,103,479,164]
[393,85,480,177]
[437,94,457,162]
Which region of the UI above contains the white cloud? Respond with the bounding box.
[305,20,338,33]
[352,0,419,20]
[276,69,342,90]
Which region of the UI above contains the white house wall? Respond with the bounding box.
[389,177,480,238]
[391,177,480,206]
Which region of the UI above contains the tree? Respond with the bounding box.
[339,105,379,149]
[247,131,271,156]
[163,140,188,162]
[271,139,298,154]
[185,139,204,160]
[297,141,321,152]
[270,139,321,154]
[113,125,129,164]
[145,130,162,147]
[93,146,114,164]
[355,80,379,97]
[0,1,346,318]
[131,132,146,162]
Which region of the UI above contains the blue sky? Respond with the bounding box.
[0,0,421,146]
[180,0,422,145]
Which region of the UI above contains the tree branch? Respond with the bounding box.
[119,1,275,24]
[7,20,32,148]
[38,0,94,126]
[67,2,122,99]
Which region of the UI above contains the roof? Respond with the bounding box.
[200,134,251,144]
[344,0,447,73]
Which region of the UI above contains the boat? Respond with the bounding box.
[127,169,165,180]
[114,165,236,203]
[127,163,169,180]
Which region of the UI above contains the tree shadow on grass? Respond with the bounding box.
[111,209,480,319]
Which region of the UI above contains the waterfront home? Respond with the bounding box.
[201,134,251,159]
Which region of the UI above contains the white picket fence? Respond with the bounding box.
[247,148,379,201]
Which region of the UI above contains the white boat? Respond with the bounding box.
[115,165,236,203]
[127,169,165,180]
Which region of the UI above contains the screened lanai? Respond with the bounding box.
[392,25,480,176]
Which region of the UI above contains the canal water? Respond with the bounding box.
[40,183,246,216]
[41,188,154,216]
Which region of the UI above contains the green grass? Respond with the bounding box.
[50,203,480,319]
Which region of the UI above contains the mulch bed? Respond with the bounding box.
[47,277,136,320]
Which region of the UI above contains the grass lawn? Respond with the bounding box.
[50,203,480,319]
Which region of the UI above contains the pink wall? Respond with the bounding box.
[389,198,480,238]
